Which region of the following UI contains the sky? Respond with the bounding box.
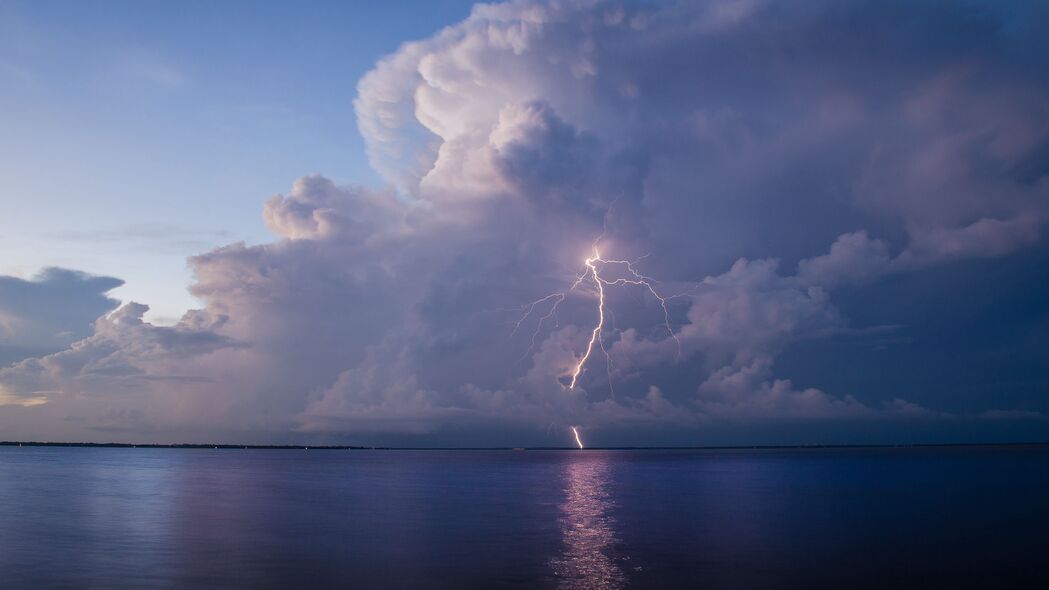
[1,0,1047,447]
[0,0,479,322]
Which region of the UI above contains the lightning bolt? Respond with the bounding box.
[569,249,606,389]
[518,244,681,389]
[514,236,683,446]
[571,426,584,449]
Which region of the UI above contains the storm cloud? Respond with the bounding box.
[2,0,1047,445]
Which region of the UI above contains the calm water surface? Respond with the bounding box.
[1,446,1047,588]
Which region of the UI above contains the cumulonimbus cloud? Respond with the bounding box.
[1,0,1047,443]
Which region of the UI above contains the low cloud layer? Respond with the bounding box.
[2,0,1047,444]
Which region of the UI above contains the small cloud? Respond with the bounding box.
[884,398,941,418]
[51,224,236,255]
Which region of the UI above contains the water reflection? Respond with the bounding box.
[551,454,625,589]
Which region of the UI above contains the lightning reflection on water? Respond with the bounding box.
[550,455,625,589]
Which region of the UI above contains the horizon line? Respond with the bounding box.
[3,441,1048,451]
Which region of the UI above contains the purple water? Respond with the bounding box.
[1,446,1047,588]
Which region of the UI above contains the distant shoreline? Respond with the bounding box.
[2,441,1048,451]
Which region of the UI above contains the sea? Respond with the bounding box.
[1,445,1047,588]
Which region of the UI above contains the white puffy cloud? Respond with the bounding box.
[263,175,407,242]
[695,356,871,420]
[796,231,893,288]
[0,302,236,405]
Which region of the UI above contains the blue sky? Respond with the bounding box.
[1,0,477,322]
